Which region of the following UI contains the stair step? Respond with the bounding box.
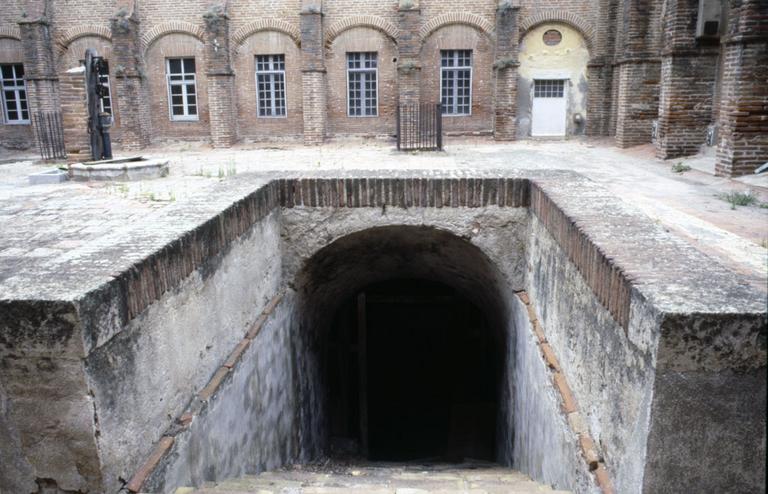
[178,463,571,494]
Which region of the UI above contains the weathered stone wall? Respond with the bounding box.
[1,175,764,494]
[527,213,657,493]
[509,294,597,493]
[144,294,296,491]
[86,209,282,493]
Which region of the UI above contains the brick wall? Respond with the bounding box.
[326,27,397,137]
[58,37,124,146]
[59,68,90,162]
[615,61,660,147]
[0,36,34,149]
[235,32,304,141]
[714,0,768,177]
[1,0,762,163]
[144,33,210,143]
[654,0,719,160]
[421,24,494,135]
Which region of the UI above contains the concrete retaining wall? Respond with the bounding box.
[527,214,657,493]
[510,294,597,493]
[85,209,283,492]
[145,295,296,492]
[1,174,764,494]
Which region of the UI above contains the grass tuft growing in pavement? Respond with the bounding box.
[718,190,758,209]
[671,162,691,173]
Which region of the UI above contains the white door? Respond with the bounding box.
[531,79,567,137]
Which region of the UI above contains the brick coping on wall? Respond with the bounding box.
[1,172,763,353]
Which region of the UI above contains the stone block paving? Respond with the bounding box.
[0,138,766,299]
[182,462,571,494]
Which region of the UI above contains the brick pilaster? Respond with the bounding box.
[613,0,662,148]
[110,1,151,150]
[18,16,60,118]
[396,0,421,107]
[586,59,612,136]
[300,0,327,145]
[715,0,768,177]
[655,0,719,159]
[59,67,91,163]
[203,4,237,147]
[493,1,519,141]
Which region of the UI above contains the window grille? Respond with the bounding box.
[534,79,566,98]
[256,54,286,117]
[440,50,472,116]
[347,52,378,117]
[166,58,198,121]
[1,64,29,124]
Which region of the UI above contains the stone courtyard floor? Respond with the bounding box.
[0,137,766,295]
[178,462,570,494]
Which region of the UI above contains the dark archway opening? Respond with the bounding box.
[326,278,499,462]
[293,225,513,465]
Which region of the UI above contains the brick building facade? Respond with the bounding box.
[0,0,766,176]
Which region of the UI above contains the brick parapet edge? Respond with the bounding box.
[516,290,615,494]
[124,291,285,493]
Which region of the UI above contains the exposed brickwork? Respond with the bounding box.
[715,0,768,177]
[58,68,90,162]
[234,31,304,141]
[493,4,520,140]
[203,8,236,147]
[615,61,660,148]
[18,19,60,114]
[110,7,151,150]
[613,0,664,148]
[0,0,762,166]
[145,33,210,142]
[0,34,34,149]
[529,181,632,330]
[421,23,494,135]
[326,27,397,136]
[656,54,718,159]
[655,0,719,159]
[301,3,327,144]
[396,4,421,107]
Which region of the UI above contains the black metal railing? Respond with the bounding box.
[33,111,67,160]
[396,103,443,151]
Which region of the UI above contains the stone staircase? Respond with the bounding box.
[178,462,571,494]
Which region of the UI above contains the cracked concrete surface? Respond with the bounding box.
[1,139,764,293]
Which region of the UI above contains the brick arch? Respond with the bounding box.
[232,19,301,47]
[518,11,595,52]
[56,25,112,54]
[141,21,205,52]
[0,26,21,41]
[325,15,399,47]
[419,12,495,41]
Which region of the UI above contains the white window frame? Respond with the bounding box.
[166,58,199,122]
[346,52,378,118]
[440,50,473,117]
[255,54,287,118]
[1,63,30,125]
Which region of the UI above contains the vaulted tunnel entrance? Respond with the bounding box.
[293,225,513,464]
[327,279,499,462]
